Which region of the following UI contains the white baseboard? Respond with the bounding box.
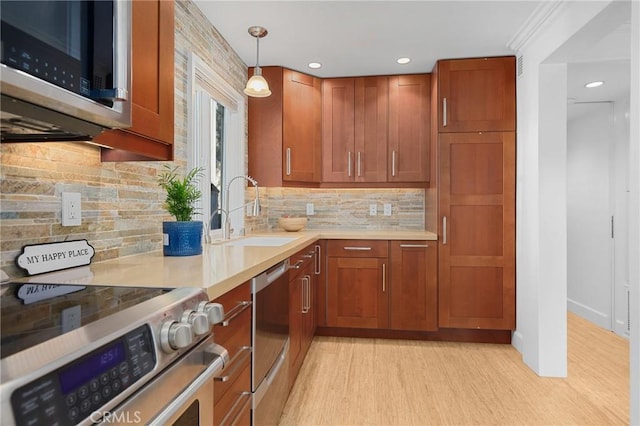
[567,298,611,330]
[512,330,524,353]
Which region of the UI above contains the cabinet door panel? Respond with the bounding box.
[322,78,355,182]
[388,74,430,182]
[283,69,322,182]
[438,57,515,132]
[354,77,388,182]
[438,132,515,330]
[390,241,438,331]
[327,257,388,329]
[98,0,174,161]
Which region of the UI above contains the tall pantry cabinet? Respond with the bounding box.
[434,57,516,330]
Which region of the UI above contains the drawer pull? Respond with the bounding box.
[302,253,314,259]
[215,346,251,382]
[290,259,305,269]
[220,301,252,327]
[343,246,372,251]
[286,148,292,176]
[399,244,430,248]
[220,391,252,426]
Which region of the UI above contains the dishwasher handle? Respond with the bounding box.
[252,259,290,294]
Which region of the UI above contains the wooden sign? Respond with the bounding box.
[16,240,95,275]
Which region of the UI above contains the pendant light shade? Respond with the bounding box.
[244,26,272,98]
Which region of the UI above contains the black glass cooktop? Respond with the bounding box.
[0,282,170,359]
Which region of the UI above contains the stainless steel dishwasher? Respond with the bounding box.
[251,259,290,425]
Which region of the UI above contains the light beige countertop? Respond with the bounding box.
[19,229,437,300]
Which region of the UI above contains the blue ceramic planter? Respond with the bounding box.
[162,221,203,256]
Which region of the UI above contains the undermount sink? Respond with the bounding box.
[220,236,298,247]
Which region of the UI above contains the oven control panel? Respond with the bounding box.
[10,324,155,426]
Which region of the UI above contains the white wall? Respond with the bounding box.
[566,96,630,335]
[512,0,639,422]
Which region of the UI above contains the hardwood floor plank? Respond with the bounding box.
[280,313,629,425]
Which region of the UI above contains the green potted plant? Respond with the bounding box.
[157,164,205,256]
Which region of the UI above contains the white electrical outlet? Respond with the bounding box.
[62,192,82,226]
[383,203,392,216]
[369,204,377,216]
[61,305,82,333]
[306,203,315,215]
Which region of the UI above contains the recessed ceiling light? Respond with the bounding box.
[397,57,411,65]
[585,81,604,88]
[308,62,322,69]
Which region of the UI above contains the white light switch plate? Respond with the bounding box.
[306,203,315,215]
[383,203,392,216]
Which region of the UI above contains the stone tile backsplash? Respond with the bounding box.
[247,187,425,232]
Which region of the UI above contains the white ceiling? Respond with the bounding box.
[194,1,541,78]
[194,0,632,114]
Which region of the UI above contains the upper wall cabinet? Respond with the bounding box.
[98,0,175,161]
[436,57,516,133]
[388,74,431,182]
[248,67,322,186]
[322,77,388,183]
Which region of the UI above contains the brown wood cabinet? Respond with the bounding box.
[437,131,516,330]
[98,0,174,161]
[388,74,431,182]
[326,240,389,329]
[248,67,322,185]
[436,57,516,133]
[434,56,516,331]
[389,241,438,331]
[289,245,317,388]
[212,282,252,425]
[322,77,388,183]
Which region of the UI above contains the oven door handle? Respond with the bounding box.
[149,343,228,425]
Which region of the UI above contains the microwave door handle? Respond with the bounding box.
[90,88,129,102]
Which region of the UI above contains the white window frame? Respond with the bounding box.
[187,52,246,240]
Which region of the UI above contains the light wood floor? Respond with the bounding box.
[280,313,629,425]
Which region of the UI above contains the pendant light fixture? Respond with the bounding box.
[244,26,271,98]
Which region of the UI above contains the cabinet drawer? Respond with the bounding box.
[212,281,252,360]
[214,363,251,426]
[327,240,388,258]
[214,346,252,405]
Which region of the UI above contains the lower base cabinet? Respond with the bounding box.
[326,240,389,329]
[389,241,438,331]
[212,282,252,425]
[289,245,317,389]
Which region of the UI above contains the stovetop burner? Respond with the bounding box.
[0,282,170,359]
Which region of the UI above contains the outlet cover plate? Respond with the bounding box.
[306,203,315,216]
[383,203,392,216]
[62,192,81,226]
[369,204,377,216]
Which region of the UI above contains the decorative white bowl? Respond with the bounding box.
[278,216,308,232]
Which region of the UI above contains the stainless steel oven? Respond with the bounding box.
[0,0,131,141]
[251,260,290,425]
[0,283,228,426]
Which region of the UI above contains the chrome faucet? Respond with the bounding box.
[207,175,260,242]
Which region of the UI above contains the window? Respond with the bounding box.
[188,53,246,240]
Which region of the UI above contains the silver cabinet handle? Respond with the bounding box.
[443,97,448,127]
[442,216,447,245]
[220,301,252,327]
[301,276,309,313]
[286,147,292,176]
[214,346,251,382]
[290,259,305,269]
[303,275,311,313]
[357,151,362,177]
[343,246,372,251]
[391,150,397,177]
[382,263,386,293]
[314,244,321,275]
[399,244,430,248]
[347,151,352,177]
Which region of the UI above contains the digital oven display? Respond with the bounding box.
[59,341,126,394]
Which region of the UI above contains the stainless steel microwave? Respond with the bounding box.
[0,0,131,142]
